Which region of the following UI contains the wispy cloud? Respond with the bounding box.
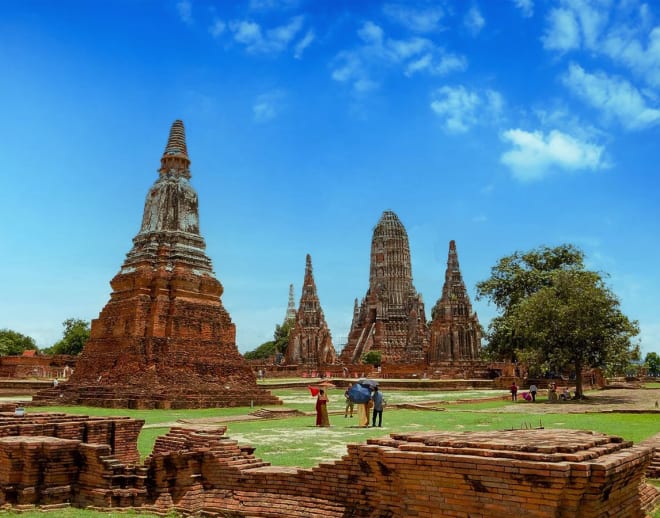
[294,29,315,59]
[500,128,606,181]
[331,21,466,93]
[562,63,660,130]
[176,0,193,26]
[209,19,226,38]
[430,85,502,133]
[511,0,534,18]
[253,91,285,123]
[542,1,660,88]
[542,7,580,51]
[464,6,485,36]
[249,0,301,11]
[382,3,446,33]
[230,16,304,54]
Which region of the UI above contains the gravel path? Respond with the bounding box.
[488,387,660,414]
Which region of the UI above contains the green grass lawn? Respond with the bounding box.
[26,388,660,467]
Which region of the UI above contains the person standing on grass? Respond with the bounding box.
[510,381,518,401]
[371,386,385,427]
[344,387,354,418]
[315,389,330,427]
[529,383,538,402]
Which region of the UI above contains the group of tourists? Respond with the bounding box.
[315,383,386,427]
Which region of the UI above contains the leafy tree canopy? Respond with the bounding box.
[477,245,639,397]
[43,318,90,355]
[645,352,660,376]
[0,329,38,356]
[362,350,382,367]
[244,341,277,360]
[244,320,293,360]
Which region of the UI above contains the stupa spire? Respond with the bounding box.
[159,119,191,179]
[284,284,297,325]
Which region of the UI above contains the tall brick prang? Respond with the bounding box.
[340,210,429,364]
[286,255,336,367]
[429,240,482,361]
[33,120,280,409]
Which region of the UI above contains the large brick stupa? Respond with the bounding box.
[34,121,280,409]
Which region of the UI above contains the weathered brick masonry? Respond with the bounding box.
[32,120,279,409]
[0,412,657,516]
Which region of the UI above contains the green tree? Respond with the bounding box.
[244,320,293,360]
[44,318,90,355]
[0,329,38,356]
[477,245,640,397]
[476,244,585,361]
[273,320,293,355]
[645,352,660,376]
[362,350,382,367]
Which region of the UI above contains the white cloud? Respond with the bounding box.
[500,128,606,181]
[512,0,534,18]
[253,91,285,123]
[430,85,502,133]
[382,3,446,33]
[358,21,385,45]
[176,0,193,25]
[602,26,660,88]
[562,63,660,130]
[209,19,226,38]
[331,21,467,92]
[542,7,580,51]
[465,6,485,36]
[294,29,315,59]
[230,16,304,54]
[542,1,660,88]
[232,20,263,47]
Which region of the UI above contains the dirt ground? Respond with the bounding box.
[493,386,660,414]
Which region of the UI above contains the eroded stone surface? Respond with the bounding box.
[340,211,429,364]
[32,121,279,409]
[429,240,482,361]
[286,255,336,367]
[0,414,656,517]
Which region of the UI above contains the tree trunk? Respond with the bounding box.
[575,360,583,399]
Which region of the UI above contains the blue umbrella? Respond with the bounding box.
[348,383,372,404]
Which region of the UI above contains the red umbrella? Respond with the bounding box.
[308,386,320,397]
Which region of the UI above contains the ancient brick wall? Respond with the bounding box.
[0,413,657,516]
[0,413,142,464]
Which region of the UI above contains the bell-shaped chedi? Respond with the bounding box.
[34,121,280,409]
[286,255,336,367]
[428,240,482,361]
[340,211,429,364]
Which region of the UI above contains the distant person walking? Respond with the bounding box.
[371,386,385,427]
[510,381,518,401]
[529,383,538,402]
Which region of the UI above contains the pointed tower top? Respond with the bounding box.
[160,119,191,179]
[284,283,297,324]
[305,253,312,271]
[449,239,456,251]
[373,210,406,239]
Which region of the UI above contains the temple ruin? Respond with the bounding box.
[428,240,482,361]
[33,120,279,409]
[286,255,336,367]
[0,411,657,517]
[340,210,429,364]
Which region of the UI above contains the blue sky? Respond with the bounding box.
[1,0,658,357]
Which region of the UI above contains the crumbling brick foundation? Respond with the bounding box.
[0,412,657,516]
